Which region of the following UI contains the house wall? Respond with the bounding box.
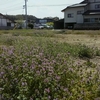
[84,4,89,11]
[95,0,100,2]
[88,2,100,10]
[88,0,100,2]
[11,23,14,27]
[77,14,84,23]
[88,0,95,2]
[84,15,100,23]
[6,19,15,27]
[0,18,14,27]
[84,15,100,18]
[64,7,84,23]
[1,19,7,26]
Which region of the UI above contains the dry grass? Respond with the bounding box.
[53,30,100,49]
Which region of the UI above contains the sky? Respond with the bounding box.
[0,0,83,18]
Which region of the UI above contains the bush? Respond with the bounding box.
[96,49,100,56]
[78,45,94,58]
[28,23,33,29]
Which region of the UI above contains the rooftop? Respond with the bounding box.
[62,3,87,12]
[83,10,100,15]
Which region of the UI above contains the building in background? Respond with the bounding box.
[62,0,100,29]
[35,18,53,24]
[34,18,54,29]
[0,13,15,30]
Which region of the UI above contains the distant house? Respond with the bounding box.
[62,0,100,29]
[35,18,53,24]
[0,13,15,30]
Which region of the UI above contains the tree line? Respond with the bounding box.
[5,14,59,21]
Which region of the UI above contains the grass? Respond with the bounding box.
[0,29,100,100]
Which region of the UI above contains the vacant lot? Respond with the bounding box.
[0,29,100,100]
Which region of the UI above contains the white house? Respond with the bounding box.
[0,13,15,30]
[62,0,100,29]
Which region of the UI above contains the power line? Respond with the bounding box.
[0,1,23,7]
[0,1,24,14]
[0,5,22,11]
[0,1,23,11]
[28,4,71,7]
[6,8,22,13]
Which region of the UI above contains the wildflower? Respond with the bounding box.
[48,96,51,99]
[39,53,43,56]
[30,97,33,100]
[0,72,4,75]
[56,76,61,80]
[22,82,27,86]
[45,88,50,93]
[44,78,49,83]
[64,88,68,92]
[36,71,40,75]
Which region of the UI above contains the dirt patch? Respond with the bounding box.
[55,34,100,49]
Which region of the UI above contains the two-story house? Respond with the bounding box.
[62,0,100,29]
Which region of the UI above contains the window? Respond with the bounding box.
[84,18,99,23]
[7,22,11,26]
[90,18,95,22]
[84,18,90,22]
[67,13,74,18]
[95,18,99,22]
[95,4,100,9]
[77,10,83,14]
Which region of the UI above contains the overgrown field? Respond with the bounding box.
[0,29,100,100]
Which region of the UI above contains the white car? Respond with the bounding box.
[38,25,44,29]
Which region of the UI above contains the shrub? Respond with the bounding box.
[96,49,100,56]
[28,23,33,29]
[78,45,94,58]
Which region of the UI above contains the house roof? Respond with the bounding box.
[80,0,88,4]
[62,3,87,12]
[0,13,15,23]
[83,10,100,15]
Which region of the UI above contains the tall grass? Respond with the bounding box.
[0,30,100,100]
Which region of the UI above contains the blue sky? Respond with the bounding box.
[0,0,82,18]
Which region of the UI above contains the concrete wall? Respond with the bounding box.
[0,26,14,30]
[74,23,100,29]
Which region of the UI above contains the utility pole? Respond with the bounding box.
[25,0,28,29]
